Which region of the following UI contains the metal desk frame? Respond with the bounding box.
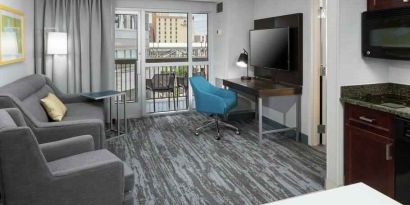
[223,78,302,144]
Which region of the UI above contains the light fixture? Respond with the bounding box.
[237,49,251,80]
[47,32,68,55]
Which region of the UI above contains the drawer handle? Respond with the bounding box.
[359,116,376,123]
[386,143,393,161]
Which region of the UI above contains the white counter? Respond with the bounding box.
[264,183,401,205]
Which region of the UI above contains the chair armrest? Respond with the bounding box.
[146,79,153,90]
[48,150,124,204]
[34,119,105,149]
[215,88,237,99]
[4,108,26,126]
[40,135,95,162]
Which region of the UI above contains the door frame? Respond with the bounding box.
[115,8,144,119]
[311,0,327,146]
[140,9,212,116]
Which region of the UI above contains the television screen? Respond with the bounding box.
[250,28,290,71]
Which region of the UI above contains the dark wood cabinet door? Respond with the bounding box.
[344,124,395,197]
[368,0,410,11]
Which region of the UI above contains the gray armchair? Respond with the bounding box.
[0,108,134,205]
[0,75,105,149]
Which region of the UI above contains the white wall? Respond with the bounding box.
[253,0,314,140]
[389,62,410,85]
[0,0,34,86]
[326,0,410,189]
[212,0,254,81]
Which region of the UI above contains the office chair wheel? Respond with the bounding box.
[215,133,222,140]
[195,132,200,136]
[236,130,240,135]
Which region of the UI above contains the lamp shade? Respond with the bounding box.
[47,32,68,55]
[236,52,248,68]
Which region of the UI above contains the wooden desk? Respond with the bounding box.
[223,78,302,143]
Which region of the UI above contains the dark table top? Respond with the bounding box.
[223,78,302,97]
[81,90,124,100]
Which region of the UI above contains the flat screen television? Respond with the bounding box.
[250,28,290,71]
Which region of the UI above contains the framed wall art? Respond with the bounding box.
[0,4,25,65]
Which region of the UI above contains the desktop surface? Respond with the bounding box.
[223,78,302,97]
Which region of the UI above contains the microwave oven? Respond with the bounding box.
[362,8,410,60]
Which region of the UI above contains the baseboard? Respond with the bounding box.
[325,178,339,190]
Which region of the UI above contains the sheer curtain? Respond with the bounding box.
[35,0,114,93]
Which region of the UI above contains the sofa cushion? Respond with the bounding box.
[63,102,104,122]
[0,110,17,130]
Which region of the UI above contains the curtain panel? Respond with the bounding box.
[35,0,114,94]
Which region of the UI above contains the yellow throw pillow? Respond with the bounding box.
[40,93,67,122]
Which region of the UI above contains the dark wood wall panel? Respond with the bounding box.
[254,13,303,86]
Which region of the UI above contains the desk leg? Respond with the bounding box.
[124,93,127,135]
[258,97,263,144]
[117,95,120,136]
[255,96,258,120]
[109,98,112,130]
[296,95,302,142]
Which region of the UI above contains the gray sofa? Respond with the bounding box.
[0,74,105,148]
[0,108,134,205]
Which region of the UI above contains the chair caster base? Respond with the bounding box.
[236,131,240,135]
[215,135,221,140]
[195,132,200,136]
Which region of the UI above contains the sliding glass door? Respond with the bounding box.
[143,12,210,114]
[114,9,210,116]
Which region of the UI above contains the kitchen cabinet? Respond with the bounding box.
[368,0,410,11]
[344,103,395,197]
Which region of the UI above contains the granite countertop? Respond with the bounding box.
[340,83,410,119]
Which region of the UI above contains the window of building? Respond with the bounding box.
[192,13,208,61]
[146,12,188,63]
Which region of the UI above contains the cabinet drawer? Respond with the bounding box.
[345,104,394,138]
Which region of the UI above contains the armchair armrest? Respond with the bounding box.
[40,135,95,162]
[34,119,105,149]
[4,108,26,126]
[46,150,124,204]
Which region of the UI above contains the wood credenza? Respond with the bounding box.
[344,103,395,197]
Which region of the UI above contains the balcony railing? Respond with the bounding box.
[145,65,209,113]
[115,59,138,102]
[115,59,209,113]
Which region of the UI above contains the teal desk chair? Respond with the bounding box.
[189,76,240,140]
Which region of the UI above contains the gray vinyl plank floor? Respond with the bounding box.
[107,113,326,205]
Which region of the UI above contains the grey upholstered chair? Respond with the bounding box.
[0,75,105,149]
[0,108,134,205]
